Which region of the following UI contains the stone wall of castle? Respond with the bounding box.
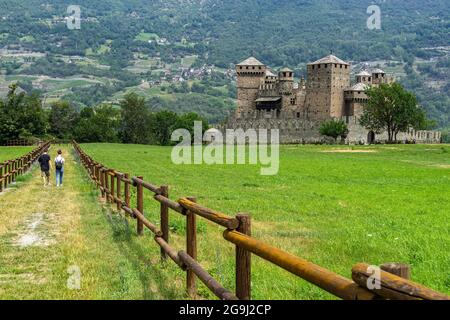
[344,116,442,144]
[221,111,442,144]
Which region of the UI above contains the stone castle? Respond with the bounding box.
[222,54,441,144]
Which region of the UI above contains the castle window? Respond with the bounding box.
[246,66,249,69]
[340,65,342,68]
[318,64,320,69]
[312,65,315,70]
[335,64,338,68]
[345,65,348,69]
[369,77,371,81]
[297,112,300,118]
[325,64,327,68]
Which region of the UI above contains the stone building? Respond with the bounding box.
[223,54,441,144]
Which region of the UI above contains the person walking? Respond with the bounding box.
[38,149,51,187]
[55,149,65,187]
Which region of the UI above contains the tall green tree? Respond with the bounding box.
[119,92,153,144]
[360,83,428,142]
[74,105,120,143]
[0,84,47,144]
[49,101,79,139]
[150,110,179,146]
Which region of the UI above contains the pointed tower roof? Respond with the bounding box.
[357,70,371,76]
[308,54,350,65]
[237,57,265,66]
[265,69,276,77]
[371,68,385,74]
[350,83,369,91]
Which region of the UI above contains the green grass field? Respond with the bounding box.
[78,143,450,299]
[0,147,33,163]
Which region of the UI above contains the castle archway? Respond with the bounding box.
[368,131,376,144]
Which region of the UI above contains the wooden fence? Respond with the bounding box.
[3,139,39,146]
[72,141,449,300]
[0,141,51,193]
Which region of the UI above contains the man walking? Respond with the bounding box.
[55,149,65,187]
[38,149,51,187]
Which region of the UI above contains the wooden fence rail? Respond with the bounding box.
[72,141,450,301]
[0,142,51,193]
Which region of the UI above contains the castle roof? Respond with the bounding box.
[279,67,293,72]
[350,83,369,91]
[237,57,265,66]
[356,70,371,76]
[371,68,385,74]
[309,54,350,65]
[265,69,276,77]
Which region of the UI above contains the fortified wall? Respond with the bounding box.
[221,111,442,144]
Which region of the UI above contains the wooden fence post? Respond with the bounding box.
[105,170,110,202]
[236,213,252,300]
[0,165,3,192]
[96,165,101,188]
[125,173,131,215]
[380,263,411,280]
[160,185,169,261]
[8,161,11,185]
[110,172,115,204]
[186,196,197,298]
[116,174,122,211]
[136,176,144,236]
[100,168,105,198]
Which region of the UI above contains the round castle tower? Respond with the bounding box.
[278,68,294,95]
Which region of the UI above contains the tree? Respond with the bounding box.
[74,105,120,143]
[119,92,153,144]
[151,110,179,146]
[49,101,79,139]
[319,119,348,143]
[360,83,428,142]
[173,112,209,141]
[0,84,48,144]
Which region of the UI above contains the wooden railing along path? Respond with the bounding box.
[72,141,449,301]
[0,142,51,193]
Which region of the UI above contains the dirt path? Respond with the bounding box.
[0,145,183,299]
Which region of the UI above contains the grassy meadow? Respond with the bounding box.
[79,143,450,299]
[0,146,33,163]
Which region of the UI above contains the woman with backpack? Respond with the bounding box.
[55,149,65,187]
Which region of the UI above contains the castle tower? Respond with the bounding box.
[278,68,294,94]
[299,77,306,90]
[305,54,351,119]
[235,57,266,117]
[265,69,277,84]
[356,70,371,85]
[371,68,386,86]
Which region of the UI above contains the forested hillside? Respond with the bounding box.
[0,0,448,129]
